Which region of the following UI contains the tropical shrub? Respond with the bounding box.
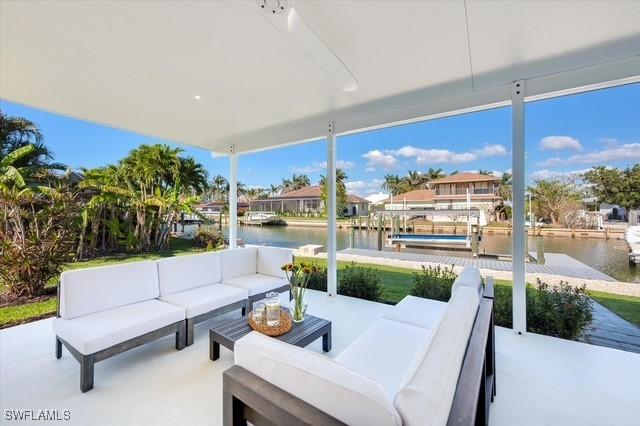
[410,264,457,302]
[493,280,593,340]
[305,262,328,292]
[191,228,224,251]
[338,263,384,302]
[0,187,79,297]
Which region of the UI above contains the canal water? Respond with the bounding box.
[188,225,639,283]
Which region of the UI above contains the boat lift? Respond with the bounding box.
[375,207,484,256]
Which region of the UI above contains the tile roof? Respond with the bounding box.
[383,189,435,203]
[429,172,500,184]
[269,185,370,203]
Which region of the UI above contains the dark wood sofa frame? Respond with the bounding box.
[222,277,496,426]
[186,299,248,346]
[55,287,187,393]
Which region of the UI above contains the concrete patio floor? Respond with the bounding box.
[1,290,639,425]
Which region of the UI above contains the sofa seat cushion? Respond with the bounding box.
[157,252,222,296]
[382,296,447,330]
[235,331,402,426]
[53,300,185,355]
[160,283,247,318]
[222,274,288,297]
[335,318,434,398]
[394,286,480,426]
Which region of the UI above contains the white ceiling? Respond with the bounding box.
[1,0,639,154]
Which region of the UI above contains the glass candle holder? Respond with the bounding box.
[265,292,281,326]
[252,301,266,324]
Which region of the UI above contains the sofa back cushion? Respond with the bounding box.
[451,266,483,298]
[220,247,258,280]
[235,332,402,426]
[59,261,159,319]
[253,245,293,278]
[394,286,480,426]
[157,252,222,296]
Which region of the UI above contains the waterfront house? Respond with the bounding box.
[384,172,501,217]
[250,185,370,216]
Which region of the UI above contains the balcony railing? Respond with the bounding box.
[435,187,497,196]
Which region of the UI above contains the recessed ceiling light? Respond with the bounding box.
[194,94,201,100]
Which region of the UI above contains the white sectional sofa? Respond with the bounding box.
[54,245,294,392]
[223,267,496,426]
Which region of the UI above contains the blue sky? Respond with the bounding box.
[1,82,638,199]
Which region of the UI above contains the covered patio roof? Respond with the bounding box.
[1,1,639,154]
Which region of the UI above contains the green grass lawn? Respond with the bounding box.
[0,298,58,327]
[3,247,639,329]
[589,290,640,327]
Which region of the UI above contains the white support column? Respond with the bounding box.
[229,147,238,249]
[511,80,527,335]
[327,122,338,296]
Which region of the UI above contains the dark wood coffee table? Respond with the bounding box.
[209,311,332,361]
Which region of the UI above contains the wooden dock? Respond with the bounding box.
[339,248,616,281]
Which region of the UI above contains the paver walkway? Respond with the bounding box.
[339,248,615,281]
[581,300,640,354]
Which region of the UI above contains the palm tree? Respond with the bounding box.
[281,178,294,193]
[210,175,228,201]
[292,174,311,190]
[319,169,348,216]
[269,183,282,197]
[281,174,310,193]
[179,157,208,195]
[493,172,512,222]
[497,172,512,200]
[478,169,492,175]
[0,112,65,178]
[424,167,445,188]
[0,145,36,191]
[382,174,401,195]
[404,170,426,188]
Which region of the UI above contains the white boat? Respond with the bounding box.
[243,211,281,225]
[625,226,640,264]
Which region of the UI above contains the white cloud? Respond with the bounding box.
[362,150,398,171]
[463,169,504,177]
[393,143,507,165]
[539,136,582,151]
[600,137,619,148]
[530,168,592,182]
[290,160,354,173]
[538,143,640,167]
[345,178,384,196]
